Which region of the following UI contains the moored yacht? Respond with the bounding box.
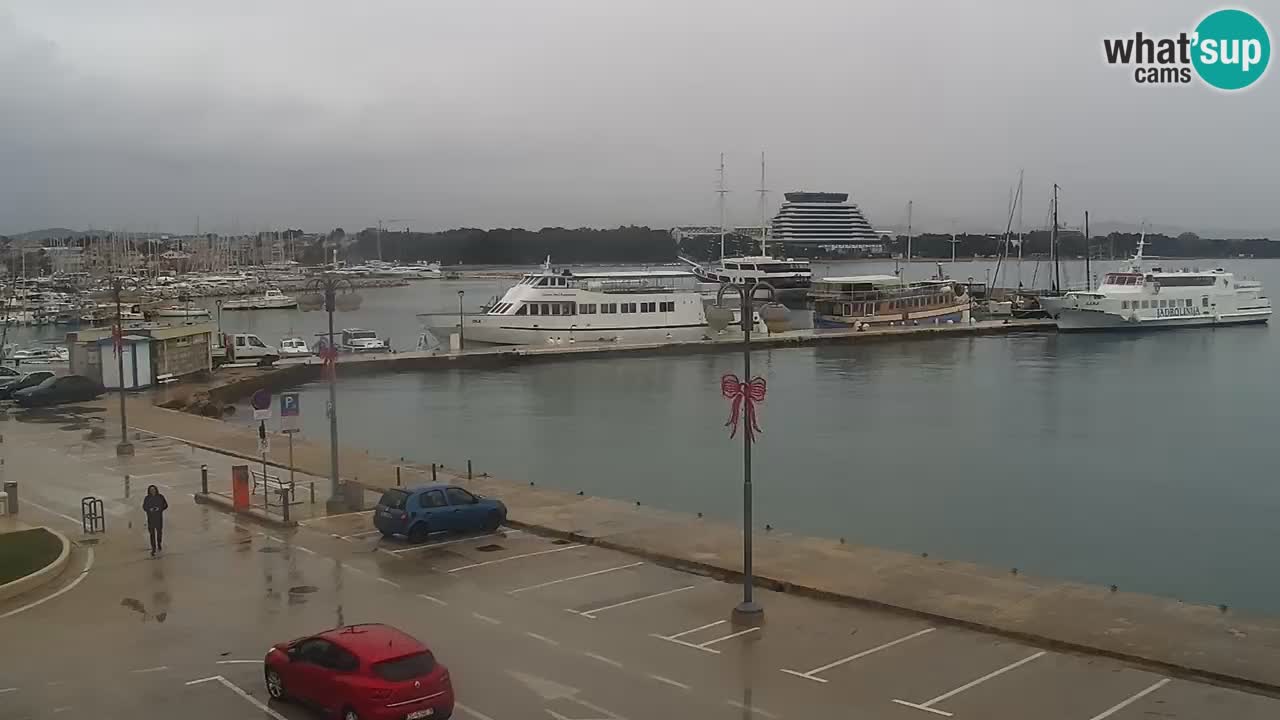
[457,261,714,345]
[1042,238,1271,331]
[810,270,972,328]
[222,288,298,310]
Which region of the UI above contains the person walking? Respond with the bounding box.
[142,485,168,556]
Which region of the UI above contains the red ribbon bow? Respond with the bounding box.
[721,373,766,441]
[319,345,338,380]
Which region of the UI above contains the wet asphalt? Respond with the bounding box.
[3,413,1280,720]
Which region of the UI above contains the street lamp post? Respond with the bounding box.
[715,279,772,625]
[215,299,224,335]
[299,273,361,512]
[456,290,465,351]
[112,277,134,456]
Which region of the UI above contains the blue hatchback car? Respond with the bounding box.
[374,484,508,542]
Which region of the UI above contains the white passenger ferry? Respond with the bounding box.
[460,262,714,345]
[1042,239,1271,331]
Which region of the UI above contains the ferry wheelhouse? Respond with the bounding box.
[460,264,712,345]
[810,274,971,328]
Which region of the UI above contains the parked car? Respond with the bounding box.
[374,484,507,542]
[0,365,20,378]
[13,374,104,407]
[264,623,454,720]
[0,371,56,400]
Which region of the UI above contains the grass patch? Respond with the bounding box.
[0,528,64,585]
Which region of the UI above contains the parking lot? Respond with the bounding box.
[6,420,1280,720]
[304,510,1280,720]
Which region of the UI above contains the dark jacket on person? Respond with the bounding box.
[142,493,168,528]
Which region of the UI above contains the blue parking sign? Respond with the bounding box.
[280,392,301,432]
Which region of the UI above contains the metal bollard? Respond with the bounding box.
[2,480,16,514]
[200,464,208,495]
[467,460,472,480]
[309,482,316,504]
[280,488,291,524]
[124,474,131,498]
[431,463,437,482]
[396,466,401,486]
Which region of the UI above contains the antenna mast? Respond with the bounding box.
[757,152,768,257]
[717,153,728,261]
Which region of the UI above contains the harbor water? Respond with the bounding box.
[12,257,1280,611]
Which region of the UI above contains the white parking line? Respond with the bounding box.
[573,585,696,619]
[0,688,18,694]
[343,529,383,539]
[378,578,402,589]
[456,702,499,720]
[0,548,95,619]
[583,652,623,669]
[185,675,287,720]
[726,699,778,719]
[448,544,583,573]
[390,530,524,553]
[418,594,448,606]
[22,499,82,527]
[649,674,691,691]
[1087,678,1171,720]
[524,632,560,646]
[698,627,759,648]
[508,562,644,594]
[471,612,501,625]
[215,660,261,665]
[131,666,169,674]
[781,627,935,682]
[667,620,725,639]
[295,545,317,555]
[892,650,1046,717]
[652,620,730,654]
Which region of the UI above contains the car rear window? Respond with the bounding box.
[372,652,436,681]
[378,489,409,510]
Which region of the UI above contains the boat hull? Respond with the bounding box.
[458,318,711,345]
[815,302,971,329]
[1054,307,1271,331]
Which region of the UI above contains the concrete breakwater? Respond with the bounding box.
[165,318,1055,406]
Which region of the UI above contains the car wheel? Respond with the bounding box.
[407,521,430,543]
[482,510,501,532]
[343,707,360,720]
[265,668,287,701]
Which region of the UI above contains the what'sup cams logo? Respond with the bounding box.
[1103,8,1270,90]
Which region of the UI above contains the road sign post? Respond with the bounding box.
[280,392,300,485]
[252,389,272,422]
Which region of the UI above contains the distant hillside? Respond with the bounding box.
[8,228,82,243]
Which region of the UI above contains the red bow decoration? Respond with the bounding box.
[721,373,766,441]
[319,345,338,380]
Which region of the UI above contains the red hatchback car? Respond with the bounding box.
[264,623,454,720]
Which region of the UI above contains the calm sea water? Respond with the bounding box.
[14,258,1280,611]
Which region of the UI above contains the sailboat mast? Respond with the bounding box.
[757,152,767,257]
[1016,170,1024,286]
[1084,210,1091,289]
[717,153,727,261]
[1052,183,1061,293]
[905,200,913,282]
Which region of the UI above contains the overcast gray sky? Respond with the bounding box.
[2,0,1276,236]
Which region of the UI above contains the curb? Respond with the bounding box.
[502,518,1280,699]
[193,492,298,529]
[0,526,72,603]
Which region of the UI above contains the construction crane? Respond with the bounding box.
[375,218,414,262]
